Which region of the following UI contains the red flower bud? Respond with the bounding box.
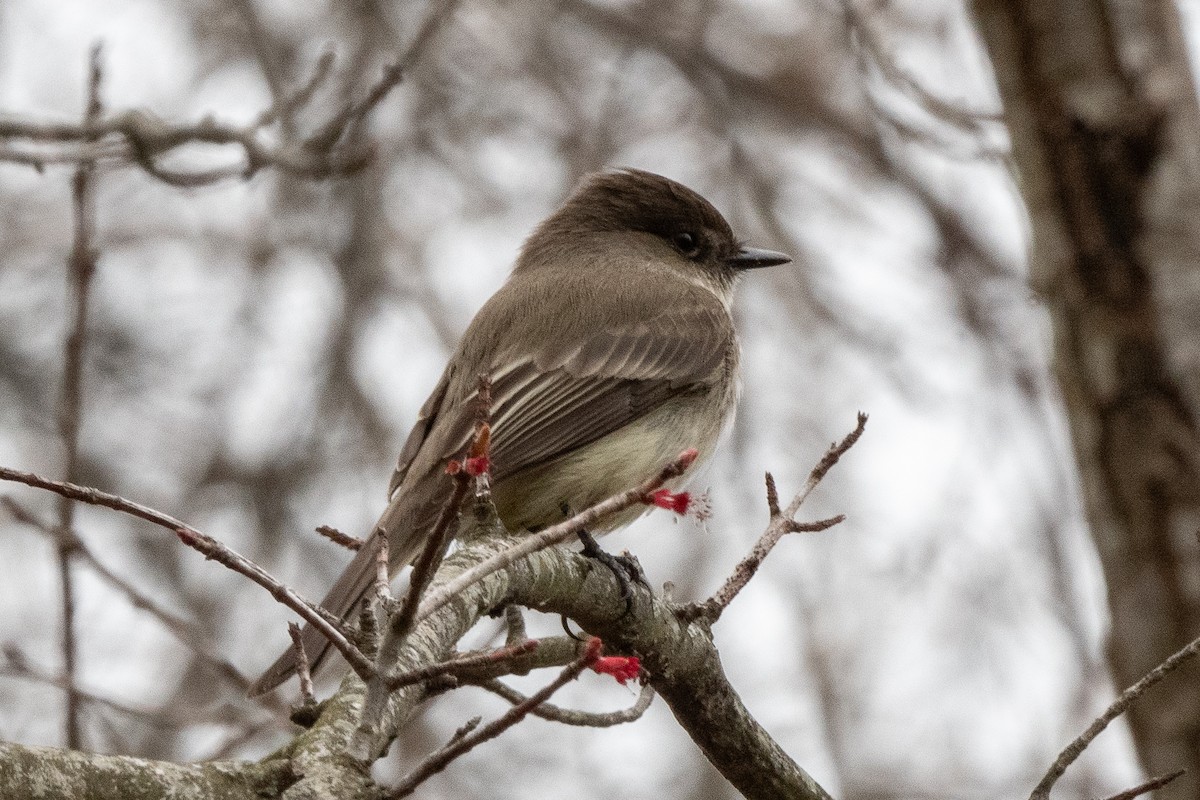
[464,455,491,476]
[647,488,690,515]
[591,655,641,685]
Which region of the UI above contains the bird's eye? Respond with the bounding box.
[671,231,702,258]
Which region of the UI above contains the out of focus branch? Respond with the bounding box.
[0,466,374,683]
[1030,631,1200,800]
[1,0,464,184]
[51,43,104,750]
[0,106,368,184]
[0,643,253,731]
[842,0,1002,135]
[1,496,271,704]
[0,47,408,185]
[1098,771,1186,800]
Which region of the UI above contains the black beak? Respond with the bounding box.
[725,246,791,270]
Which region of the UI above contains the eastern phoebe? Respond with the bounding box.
[250,168,790,695]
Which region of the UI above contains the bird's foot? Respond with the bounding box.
[577,528,649,618]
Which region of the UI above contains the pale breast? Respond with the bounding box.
[492,376,736,533]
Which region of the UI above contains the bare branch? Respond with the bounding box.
[0,108,368,181]
[304,61,404,151]
[315,524,364,551]
[386,640,540,691]
[686,415,866,622]
[287,624,316,709]
[1098,771,1186,800]
[0,466,374,683]
[50,43,105,750]
[782,412,868,520]
[385,375,496,655]
[474,677,655,727]
[386,473,470,650]
[355,388,497,749]
[0,2,464,185]
[390,638,603,798]
[1030,633,1200,800]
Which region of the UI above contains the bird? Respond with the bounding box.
[249,168,791,696]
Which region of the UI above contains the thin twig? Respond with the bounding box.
[764,472,781,517]
[374,526,392,607]
[2,496,269,703]
[391,638,603,797]
[305,61,404,150]
[387,641,540,691]
[388,474,469,647]
[53,43,104,750]
[315,524,363,551]
[287,623,315,707]
[304,0,459,149]
[699,514,844,619]
[686,414,866,622]
[432,636,581,684]
[1030,633,1200,800]
[414,448,699,627]
[380,374,495,668]
[254,49,336,128]
[1097,771,1186,800]
[782,412,867,521]
[0,466,374,682]
[474,677,655,727]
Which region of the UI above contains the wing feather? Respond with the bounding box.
[387,364,454,497]
[485,300,730,478]
[389,285,733,494]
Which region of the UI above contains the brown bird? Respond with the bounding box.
[250,168,790,696]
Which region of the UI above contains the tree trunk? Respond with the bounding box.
[971,0,1200,793]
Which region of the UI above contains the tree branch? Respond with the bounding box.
[1030,631,1200,800]
[0,742,291,800]
[389,638,602,798]
[0,466,373,683]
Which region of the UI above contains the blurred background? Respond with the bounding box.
[2,0,1198,797]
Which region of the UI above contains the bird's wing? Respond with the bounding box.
[387,284,732,489]
[387,365,454,497]
[476,298,730,480]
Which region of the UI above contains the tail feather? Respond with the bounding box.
[248,533,384,697]
[247,475,447,697]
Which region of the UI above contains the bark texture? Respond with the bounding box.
[971,0,1200,793]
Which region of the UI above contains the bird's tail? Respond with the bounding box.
[246,492,435,697]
